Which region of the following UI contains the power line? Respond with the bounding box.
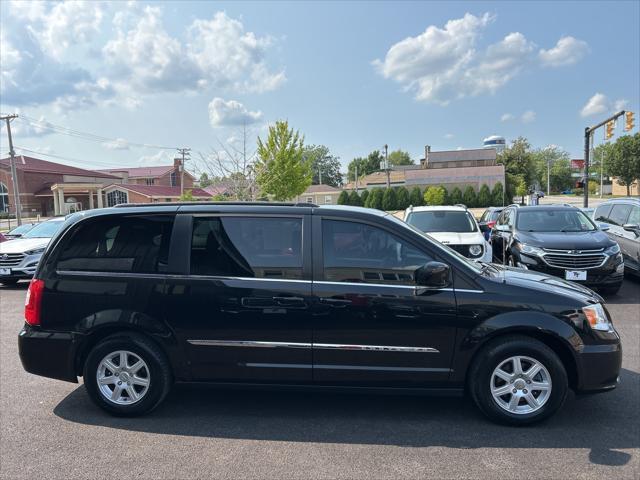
[13,146,143,169]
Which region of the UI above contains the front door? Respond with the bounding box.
[163,214,313,383]
[311,217,457,386]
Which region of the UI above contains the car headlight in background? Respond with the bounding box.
[519,244,545,256]
[605,243,620,255]
[468,244,483,257]
[25,248,46,256]
[583,303,614,332]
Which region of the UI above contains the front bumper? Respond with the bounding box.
[18,324,79,383]
[0,252,43,281]
[575,342,622,393]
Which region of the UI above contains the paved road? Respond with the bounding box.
[1,279,638,479]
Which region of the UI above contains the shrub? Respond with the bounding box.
[337,190,349,205]
[395,187,410,210]
[588,180,598,194]
[348,190,363,206]
[450,187,463,205]
[491,182,504,206]
[359,189,369,205]
[409,186,423,206]
[424,186,446,205]
[441,186,450,205]
[462,186,477,207]
[477,184,491,208]
[370,188,384,210]
[382,188,397,211]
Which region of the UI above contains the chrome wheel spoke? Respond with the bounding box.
[111,385,123,401]
[525,363,542,379]
[530,381,551,391]
[494,368,512,382]
[103,359,118,373]
[127,386,139,402]
[491,384,513,397]
[508,394,520,411]
[130,360,144,374]
[119,351,128,369]
[524,392,539,409]
[131,376,149,387]
[98,375,115,385]
[512,357,523,376]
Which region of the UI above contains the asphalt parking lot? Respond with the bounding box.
[1,279,638,479]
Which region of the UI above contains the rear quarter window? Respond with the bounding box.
[55,215,175,273]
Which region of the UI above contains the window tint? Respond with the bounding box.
[627,206,640,225]
[594,204,613,223]
[608,204,632,226]
[322,219,432,285]
[406,210,478,233]
[57,216,174,273]
[191,217,303,279]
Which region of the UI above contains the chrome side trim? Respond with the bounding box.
[313,280,415,290]
[187,340,312,349]
[314,365,451,372]
[314,343,439,353]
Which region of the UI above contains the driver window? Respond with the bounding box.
[322,219,433,285]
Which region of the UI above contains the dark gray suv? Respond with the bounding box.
[593,198,640,277]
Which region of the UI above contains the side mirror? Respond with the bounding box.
[415,261,451,289]
[598,223,611,232]
[623,223,640,236]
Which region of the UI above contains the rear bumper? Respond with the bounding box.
[18,325,78,383]
[575,342,622,393]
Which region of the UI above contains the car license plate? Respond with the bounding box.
[0,268,11,275]
[565,270,587,281]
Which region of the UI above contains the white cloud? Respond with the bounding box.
[521,110,536,123]
[102,138,130,150]
[208,97,263,127]
[139,150,173,166]
[539,36,589,67]
[580,93,627,118]
[374,14,587,104]
[501,113,515,122]
[444,133,454,139]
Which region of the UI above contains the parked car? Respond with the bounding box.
[581,207,595,219]
[0,217,67,285]
[593,198,640,277]
[18,203,621,425]
[4,222,37,240]
[491,205,624,295]
[403,205,492,262]
[478,207,505,240]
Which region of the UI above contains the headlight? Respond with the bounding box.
[468,244,483,257]
[605,243,620,255]
[519,244,545,256]
[25,248,46,255]
[583,303,614,332]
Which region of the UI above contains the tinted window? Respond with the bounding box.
[191,217,303,279]
[322,219,432,285]
[406,210,477,233]
[609,204,632,226]
[516,210,596,232]
[57,215,174,273]
[594,204,613,223]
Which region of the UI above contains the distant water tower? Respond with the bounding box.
[483,135,506,153]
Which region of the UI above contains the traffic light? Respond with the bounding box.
[605,120,615,140]
[624,111,635,132]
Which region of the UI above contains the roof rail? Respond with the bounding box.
[507,203,521,208]
[453,203,467,209]
[113,201,318,208]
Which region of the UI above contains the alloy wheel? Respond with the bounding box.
[96,350,151,405]
[490,355,552,415]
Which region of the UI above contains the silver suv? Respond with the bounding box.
[594,198,640,277]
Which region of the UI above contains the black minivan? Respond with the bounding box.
[18,203,621,425]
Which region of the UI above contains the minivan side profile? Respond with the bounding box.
[19,203,621,425]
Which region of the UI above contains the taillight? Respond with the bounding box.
[25,279,45,326]
[487,221,497,229]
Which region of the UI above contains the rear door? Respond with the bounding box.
[162,213,314,383]
[608,204,638,271]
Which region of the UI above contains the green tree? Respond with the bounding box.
[337,190,349,205]
[498,137,536,200]
[347,150,384,182]
[387,150,414,166]
[588,180,598,194]
[349,190,363,206]
[450,187,463,205]
[179,189,194,201]
[256,120,312,200]
[409,186,423,206]
[462,186,477,207]
[360,189,369,205]
[368,188,384,210]
[424,186,446,206]
[592,142,615,179]
[609,133,640,196]
[441,186,450,205]
[199,172,213,188]
[514,176,527,204]
[477,184,491,207]
[302,144,343,187]
[382,188,397,210]
[532,145,571,193]
[395,187,410,210]
[491,182,504,206]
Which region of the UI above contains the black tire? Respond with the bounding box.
[83,333,172,416]
[599,283,622,296]
[0,279,19,286]
[468,335,568,426]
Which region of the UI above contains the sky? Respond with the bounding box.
[1,0,638,178]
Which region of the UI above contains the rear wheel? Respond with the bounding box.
[469,335,568,425]
[83,333,172,416]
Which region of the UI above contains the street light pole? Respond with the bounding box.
[384,144,389,188]
[1,114,22,225]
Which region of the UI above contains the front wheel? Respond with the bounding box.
[469,335,568,426]
[83,333,172,416]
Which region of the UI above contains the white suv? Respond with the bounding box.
[403,205,492,262]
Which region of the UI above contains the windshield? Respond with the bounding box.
[516,210,597,232]
[8,224,35,235]
[406,211,478,233]
[23,220,64,238]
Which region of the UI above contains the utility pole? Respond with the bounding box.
[1,114,22,225]
[384,144,390,188]
[583,110,626,207]
[177,147,191,197]
[355,164,358,193]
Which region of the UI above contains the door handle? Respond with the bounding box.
[272,296,306,306]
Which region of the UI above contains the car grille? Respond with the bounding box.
[542,248,606,269]
[0,253,25,267]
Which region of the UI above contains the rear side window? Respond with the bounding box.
[190,217,303,279]
[627,206,640,225]
[608,204,632,226]
[56,215,174,273]
[594,204,613,223]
